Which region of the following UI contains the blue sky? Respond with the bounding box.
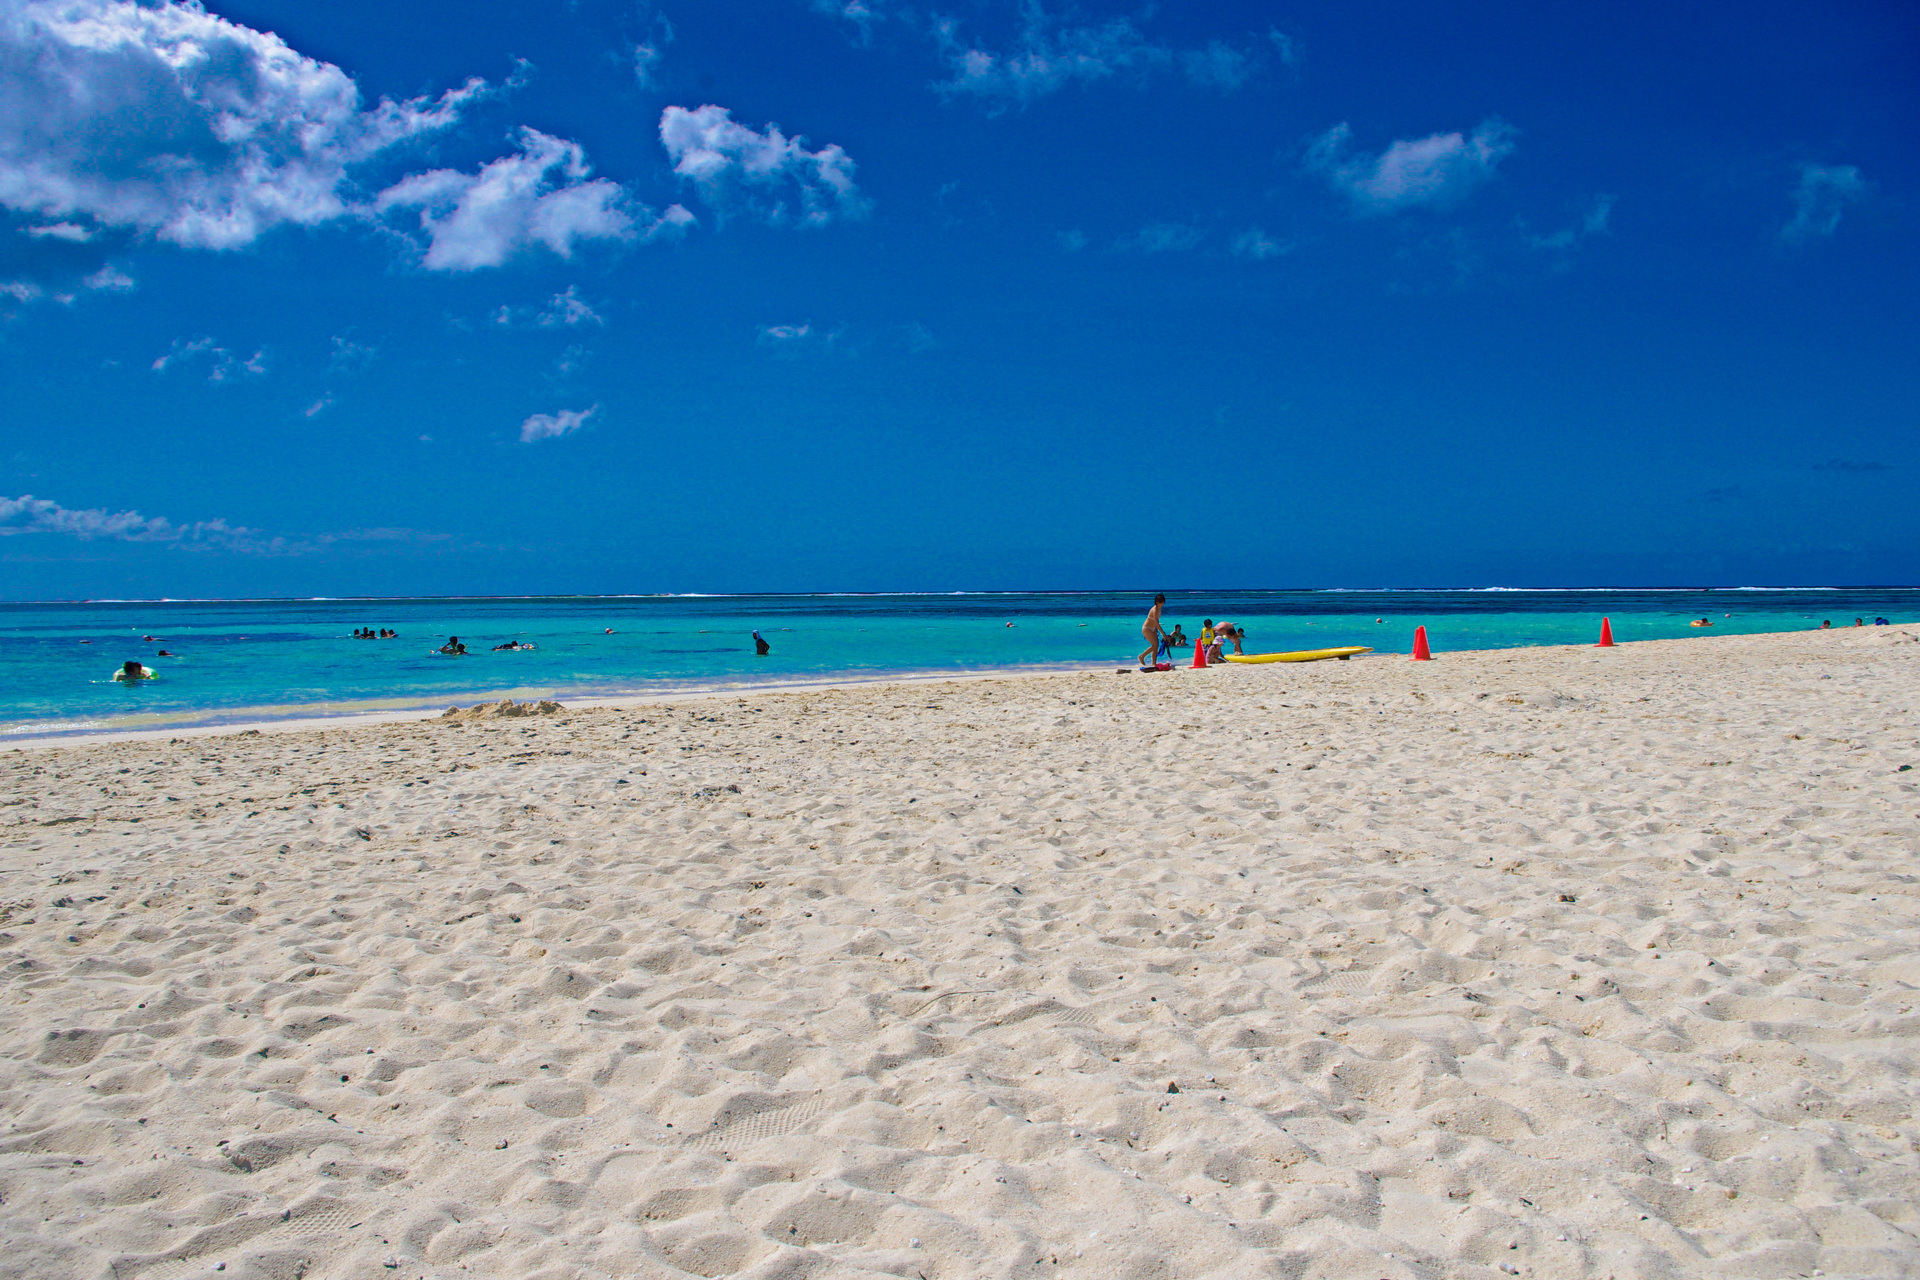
[1,0,1914,598]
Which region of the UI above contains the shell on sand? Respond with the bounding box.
[1,626,1917,1278]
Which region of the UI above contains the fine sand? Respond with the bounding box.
[2,626,1917,1280]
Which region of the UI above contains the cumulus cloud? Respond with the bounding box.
[1781,163,1868,243]
[0,0,482,250]
[660,105,868,225]
[1308,119,1516,213]
[1529,196,1612,251]
[520,404,598,443]
[150,336,265,381]
[377,129,688,271]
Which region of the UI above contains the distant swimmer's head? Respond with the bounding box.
[121,660,143,679]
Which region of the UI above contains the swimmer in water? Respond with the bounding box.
[754,631,771,656]
[113,660,152,682]
[439,636,468,655]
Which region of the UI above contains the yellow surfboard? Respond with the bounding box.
[1221,646,1372,664]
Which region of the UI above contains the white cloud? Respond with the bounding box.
[0,492,447,553]
[303,396,331,418]
[1309,119,1516,213]
[0,492,261,548]
[1782,163,1867,243]
[0,0,483,250]
[82,264,133,291]
[491,285,605,329]
[1529,196,1612,251]
[540,286,601,327]
[21,221,91,241]
[377,129,687,271]
[759,323,813,343]
[660,105,868,225]
[813,0,885,42]
[935,9,1168,106]
[1231,228,1288,260]
[1057,228,1088,252]
[933,10,1278,107]
[520,403,598,443]
[151,336,264,381]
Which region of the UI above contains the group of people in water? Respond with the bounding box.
[1821,617,1891,628]
[1137,595,1245,668]
[353,627,398,639]
[432,630,772,656]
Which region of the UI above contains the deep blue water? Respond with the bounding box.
[3,589,1912,737]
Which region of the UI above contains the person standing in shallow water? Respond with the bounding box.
[1138,594,1167,667]
[753,631,771,656]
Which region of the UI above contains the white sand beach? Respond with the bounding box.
[2,626,1917,1280]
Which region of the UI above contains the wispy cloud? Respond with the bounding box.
[151,337,266,381]
[1529,196,1612,251]
[21,222,92,242]
[520,404,599,443]
[755,322,850,355]
[1115,222,1203,253]
[377,129,690,271]
[812,0,888,44]
[660,105,869,226]
[0,493,254,545]
[492,286,605,329]
[934,9,1168,106]
[933,9,1285,107]
[0,0,484,251]
[0,492,432,555]
[1182,40,1257,92]
[1231,228,1289,260]
[1308,119,1516,213]
[327,334,378,374]
[1781,163,1868,244]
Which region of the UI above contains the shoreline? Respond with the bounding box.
[0,659,1129,749]
[5,625,1889,750]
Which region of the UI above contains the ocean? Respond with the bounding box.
[3,588,1912,738]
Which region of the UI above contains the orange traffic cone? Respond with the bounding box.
[1192,639,1209,668]
[1411,625,1432,661]
[1596,617,1615,647]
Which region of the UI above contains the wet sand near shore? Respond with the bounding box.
[2,626,1917,1279]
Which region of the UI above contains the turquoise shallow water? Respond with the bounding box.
[3,589,1912,737]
